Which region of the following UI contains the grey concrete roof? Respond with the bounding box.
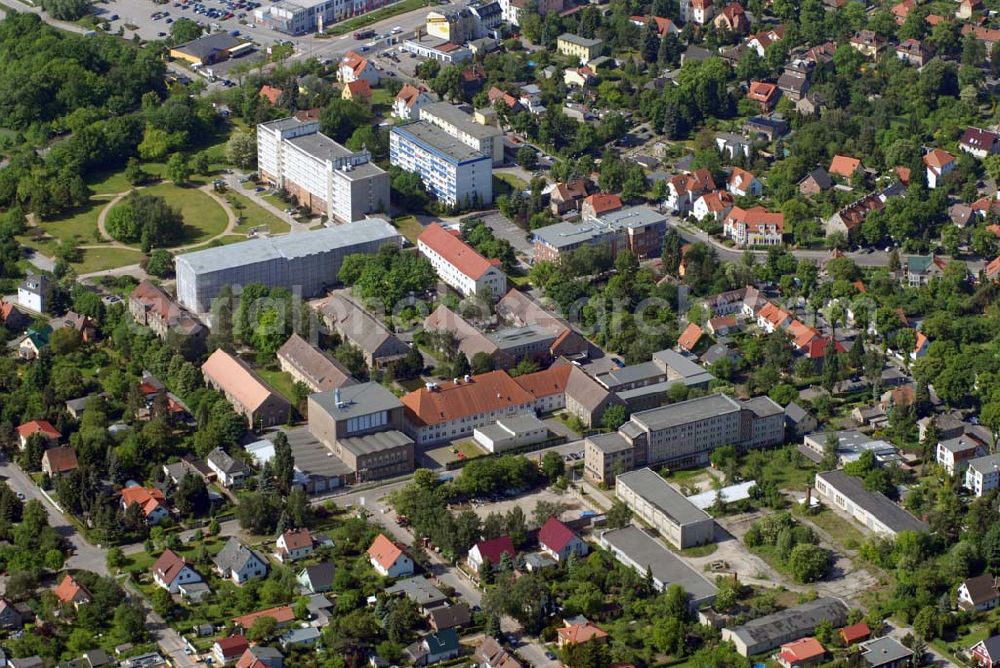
[287,132,355,163]
[631,393,742,432]
[816,470,928,533]
[967,453,1000,475]
[616,467,712,526]
[283,428,353,477]
[214,537,265,574]
[392,121,488,163]
[385,576,448,607]
[725,597,848,650]
[586,432,632,454]
[861,637,913,667]
[558,33,603,47]
[176,219,399,274]
[310,382,402,421]
[742,395,784,418]
[337,429,413,457]
[487,325,556,350]
[940,435,984,454]
[173,32,243,59]
[419,102,501,140]
[260,116,314,133]
[597,361,664,388]
[600,526,717,603]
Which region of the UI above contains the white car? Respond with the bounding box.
[390,26,402,33]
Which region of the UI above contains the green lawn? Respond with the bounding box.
[495,172,528,191]
[796,507,867,549]
[258,368,299,403]
[456,441,487,460]
[226,190,291,235]
[140,182,230,246]
[73,247,146,274]
[325,0,428,35]
[393,215,424,244]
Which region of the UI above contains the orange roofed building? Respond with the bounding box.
[202,349,291,430]
[723,206,784,246]
[368,533,413,578]
[747,81,780,111]
[677,323,705,352]
[418,223,507,299]
[16,419,60,450]
[232,605,295,630]
[557,621,609,647]
[582,193,623,218]
[777,637,826,668]
[54,574,92,609]
[121,486,170,525]
[829,155,862,179]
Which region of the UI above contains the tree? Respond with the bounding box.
[601,404,628,431]
[42,0,91,20]
[124,157,149,186]
[174,473,209,517]
[541,451,564,481]
[106,546,126,571]
[517,145,538,170]
[787,543,831,583]
[606,499,631,529]
[320,99,372,143]
[146,249,174,278]
[225,129,257,170]
[471,352,494,374]
[166,153,189,185]
[642,19,661,63]
[248,615,278,641]
[170,17,202,43]
[272,431,295,496]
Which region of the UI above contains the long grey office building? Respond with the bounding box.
[175,219,402,313]
[616,468,715,549]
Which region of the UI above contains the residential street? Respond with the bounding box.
[0,457,197,667]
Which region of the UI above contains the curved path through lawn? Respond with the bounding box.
[94,182,239,251]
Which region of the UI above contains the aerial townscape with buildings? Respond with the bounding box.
[8,0,1000,665]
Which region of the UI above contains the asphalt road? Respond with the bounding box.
[0,457,198,667]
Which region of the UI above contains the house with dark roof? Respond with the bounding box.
[959,574,1000,611]
[317,293,411,368]
[403,629,461,666]
[798,167,833,196]
[538,516,588,561]
[0,300,29,331]
[0,598,23,629]
[207,448,252,488]
[169,32,243,66]
[428,603,472,632]
[476,637,523,668]
[970,635,1000,668]
[277,333,354,393]
[297,562,335,594]
[468,536,516,571]
[860,637,913,668]
[960,127,1000,158]
[236,646,284,668]
[385,576,449,612]
[214,537,268,585]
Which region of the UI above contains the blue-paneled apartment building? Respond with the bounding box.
[389,120,493,208]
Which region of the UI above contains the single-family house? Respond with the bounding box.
[538,517,589,561]
[557,621,609,647]
[120,487,170,525]
[970,636,1000,668]
[207,448,252,488]
[339,50,379,85]
[41,446,78,477]
[152,549,202,593]
[468,536,516,572]
[214,537,268,585]
[53,574,92,609]
[959,574,1000,612]
[297,562,335,594]
[777,638,826,668]
[213,636,251,666]
[17,420,60,450]
[728,167,762,197]
[368,533,414,578]
[924,149,956,189]
[276,529,313,562]
[394,84,432,121]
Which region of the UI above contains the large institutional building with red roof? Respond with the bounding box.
[201,349,291,430]
[418,223,507,298]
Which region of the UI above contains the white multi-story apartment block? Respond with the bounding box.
[936,435,986,475]
[965,453,1000,497]
[417,222,507,298]
[419,102,504,166]
[258,116,389,221]
[389,121,492,207]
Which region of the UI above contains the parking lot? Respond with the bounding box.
[472,210,534,261]
[455,485,585,523]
